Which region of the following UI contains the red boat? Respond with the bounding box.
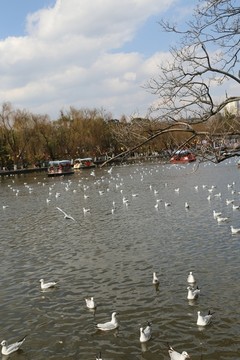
[170,150,196,164]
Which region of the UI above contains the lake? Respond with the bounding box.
[0,159,239,359]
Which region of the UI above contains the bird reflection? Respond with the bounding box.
[141,341,149,353]
[2,355,9,360]
[188,299,197,306]
[87,307,97,316]
[154,283,160,292]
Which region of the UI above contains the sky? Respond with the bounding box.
[0,0,196,120]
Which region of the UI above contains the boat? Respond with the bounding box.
[170,150,196,164]
[73,157,96,169]
[47,160,74,177]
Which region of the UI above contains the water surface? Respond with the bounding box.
[0,159,239,359]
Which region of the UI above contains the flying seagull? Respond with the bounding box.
[56,207,75,221]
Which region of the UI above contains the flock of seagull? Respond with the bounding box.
[1,160,239,360]
[0,270,210,359]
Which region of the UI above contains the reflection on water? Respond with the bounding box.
[0,159,240,359]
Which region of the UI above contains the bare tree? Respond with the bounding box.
[102,0,240,166]
[150,0,240,118]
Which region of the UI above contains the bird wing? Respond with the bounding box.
[42,281,57,289]
[56,207,67,216]
[168,346,181,360]
[96,321,117,331]
[6,336,26,354]
[204,314,213,324]
[67,214,75,221]
[143,325,151,339]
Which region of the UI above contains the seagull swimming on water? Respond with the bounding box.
[187,271,195,284]
[139,321,152,342]
[230,225,240,234]
[39,278,58,290]
[96,312,119,331]
[168,344,190,360]
[216,215,229,223]
[187,286,200,300]
[83,207,90,214]
[85,297,96,309]
[213,210,222,219]
[185,202,189,209]
[152,272,159,285]
[56,207,75,221]
[197,310,214,326]
[1,335,27,355]
[165,202,171,207]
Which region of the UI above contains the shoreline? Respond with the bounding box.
[0,167,48,176]
[0,155,169,177]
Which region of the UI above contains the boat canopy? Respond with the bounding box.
[175,150,191,155]
[49,160,71,165]
[74,158,93,162]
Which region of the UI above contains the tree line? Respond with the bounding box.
[0,101,239,170]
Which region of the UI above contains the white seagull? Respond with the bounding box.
[85,297,96,309]
[165,202,171,207]
[96,312,119,331]
[187,286,200,300]
[40,278,58,290]
[187,271,195,284]
[213,210,222,219]
[197,310,214,326]
[152,272,159,285]
[1,335,27,355]
[139,322,152,343]
[230,225,240,234]
[168,344,190,360]
[216,216,229,223]
[83,207,90,214]
[154,202,159,209]
[56,207,75,221]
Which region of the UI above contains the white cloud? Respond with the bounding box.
[0,0,178,118]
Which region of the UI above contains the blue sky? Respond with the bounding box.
[0,0,197,119]
[0,1,53,38]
